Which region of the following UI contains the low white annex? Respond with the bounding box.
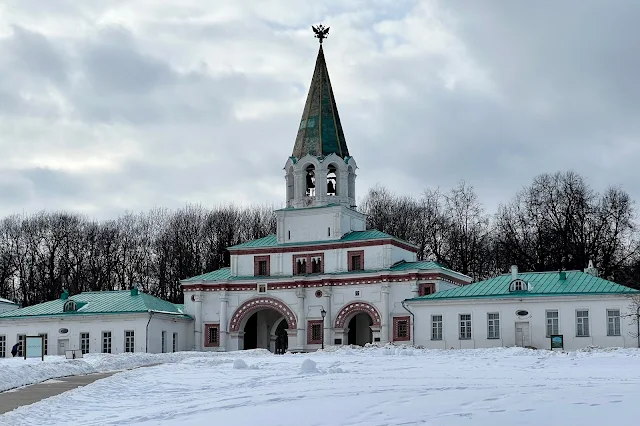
[0,287,193,357]
[405,264,640,351]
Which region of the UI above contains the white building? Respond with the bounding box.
[180,36,472,353]
[405,265,640,351]
[0,297,19,314]
[0,288,193,357]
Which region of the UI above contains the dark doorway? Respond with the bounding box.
[244,312,258,350]
[274,320,289,354]
[347,313,373,346]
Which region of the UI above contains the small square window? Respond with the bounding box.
[354,290,361,297]
[258,283,267,293]
[348,250,364,272]
[254,256,270,277]
[307,320,323,344]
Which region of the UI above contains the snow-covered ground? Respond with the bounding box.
[2,346,640,425]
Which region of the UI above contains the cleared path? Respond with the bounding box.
[0,372,116,414]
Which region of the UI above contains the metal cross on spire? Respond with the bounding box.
[312,24,330,44]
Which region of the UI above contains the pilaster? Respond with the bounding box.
[219,292,228,349]
[323,287,332,346]
[295,287,306,351]
[381,284,390,343]
[194,292,203,350]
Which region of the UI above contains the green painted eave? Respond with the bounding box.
[183,260,458,284]
[227,229,416,251]
[0,291,192,320]
[406,270,639,302]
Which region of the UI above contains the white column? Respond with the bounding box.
[194,292,203,350]
[381,284,390,343]
[323,287,332,347]
[296,288,306,350]
[219,292,228,350]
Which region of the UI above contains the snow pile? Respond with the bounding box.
[299,358,319,374]
[233,359,248,369]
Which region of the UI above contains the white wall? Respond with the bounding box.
[409,296,638,351]
[0,313,193,357]
[146,314,194,353]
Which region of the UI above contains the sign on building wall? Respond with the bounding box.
[550,334,564,350]
[24,335,45,361]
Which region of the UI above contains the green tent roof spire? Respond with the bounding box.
[292,27,349,159]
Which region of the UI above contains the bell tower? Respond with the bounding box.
[276,25,365,244]
[284,24,357,210]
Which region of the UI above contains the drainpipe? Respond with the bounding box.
[401,300,415,346]
[146,311,154,353]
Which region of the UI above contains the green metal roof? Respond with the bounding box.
[183,260,456,283]
[228,229,412,250]
[406,270,639,302]
[292,45,349,159]
[0,290,191,319]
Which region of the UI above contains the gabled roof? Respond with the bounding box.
[228,229,411,250]
[406,270,639,302]
[0,290,191,320]
[291,45,349,159]
[182,259,466,284]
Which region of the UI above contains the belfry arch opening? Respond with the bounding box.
[305,165,316,197]
[327,164,337,196]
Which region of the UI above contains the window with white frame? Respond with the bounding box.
[607,309,621,336]
[576,310,590,337]
[17,334,25,357]
[487,313,500,339]
[102,331,112,353]
[546,310,559,337]
[431,315,443,340]
[173,333,178,352]
[0,335,5,358]
[80,332,90,354]
[459,314,472,340]
[161,331,167,353]
[125,330,135,352]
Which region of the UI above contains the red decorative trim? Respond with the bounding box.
[254,255,270,276]
[229,239,418,255]
[334,301,381,328]
[347,250,365,272]
[204,323,220,347]
[419,283,435,296]
[293,252,325,275]
[307,320,324,344]
[393,316,410,341]
[229,297,297,332]
[183,272,470,292]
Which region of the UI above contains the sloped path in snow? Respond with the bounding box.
[1,346,640,425]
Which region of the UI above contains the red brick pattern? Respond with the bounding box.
[204,323,220,347]
[347,250,365,271]
[334,301,381,328]
[183,272,470,292]
[419,283,435,296]
[229,297,297,332]
[307,320,324,344]
[393,316,410,341]
[253,255,270,276]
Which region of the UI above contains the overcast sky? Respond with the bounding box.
[1,0,639,220]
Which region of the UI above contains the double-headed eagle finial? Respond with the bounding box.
[312,24,330,44]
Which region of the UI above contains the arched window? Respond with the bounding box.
[509,279,528,292]
[327,165,337,196]
[305,165,316,197]
[63,300,77,312]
